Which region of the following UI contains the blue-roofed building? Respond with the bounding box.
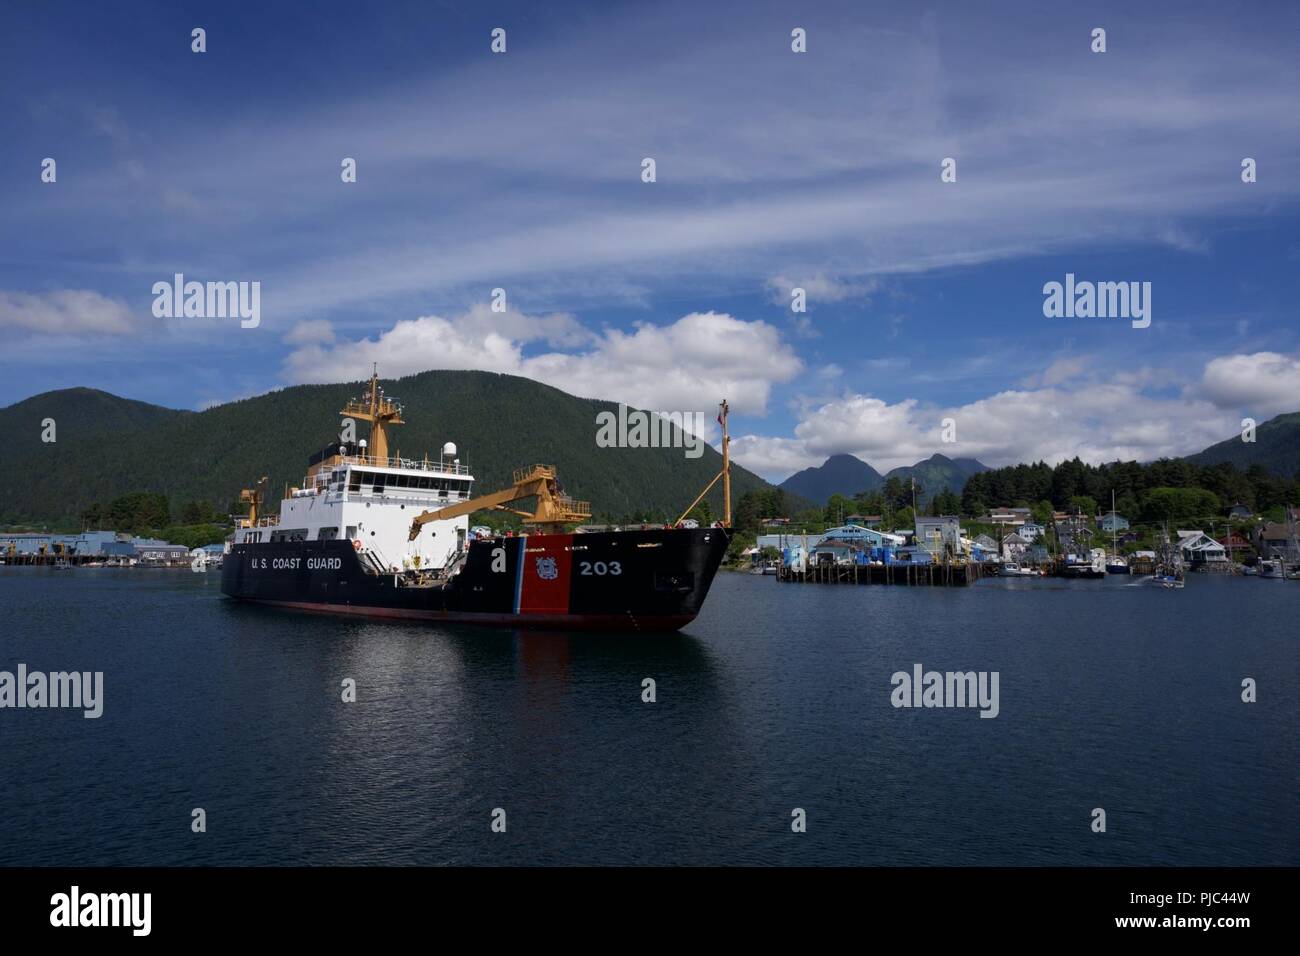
[820,524,906,548]
[1099,512,1129,532]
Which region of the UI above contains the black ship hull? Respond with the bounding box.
[220,527,729,632]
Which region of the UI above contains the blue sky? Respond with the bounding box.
[2,0,1298,480]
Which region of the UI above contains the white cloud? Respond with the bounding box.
[0,289,136,335]
[1199,352,1300,418]
[283,307,802,417]
[732,364,1259,481]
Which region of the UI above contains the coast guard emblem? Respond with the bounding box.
[535,556,559,580]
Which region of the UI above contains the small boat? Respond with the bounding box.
[52,558,73,571]
[1105,557,1129,575]
[1000,562,1039,577]
[1140,564,1184,588]
[1258,559,1286,579]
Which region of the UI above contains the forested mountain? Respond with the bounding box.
[779,453,882,502]
[0,372,776,526]
[1184,411,1300,476]
[883,454,988,497]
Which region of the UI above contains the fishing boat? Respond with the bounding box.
[52,557,73,571]
[1061,548,1107,579]
[1000,562,1040,577]
[221,370,731,631]
[1139,525,1184,588]
[1258,559,1286,579]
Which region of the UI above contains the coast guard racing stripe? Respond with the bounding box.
[517,535,573,615]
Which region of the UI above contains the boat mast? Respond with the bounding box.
[341,365,405,465]
[1111,489,1117,560]
[721,398,731,527]
[674,398,732,529]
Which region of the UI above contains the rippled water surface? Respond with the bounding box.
[1,567,1294,865]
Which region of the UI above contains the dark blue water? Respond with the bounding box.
[0,567,1294,865]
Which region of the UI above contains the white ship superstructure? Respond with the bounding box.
[233,372,474,574]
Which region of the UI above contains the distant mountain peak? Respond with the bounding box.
[778,453,882,504]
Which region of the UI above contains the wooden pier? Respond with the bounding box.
[777,561,982,586]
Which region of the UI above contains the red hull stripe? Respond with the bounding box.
[518,533,573,615]
[238,598,694,632]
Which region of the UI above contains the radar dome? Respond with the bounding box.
[442,442,457,457]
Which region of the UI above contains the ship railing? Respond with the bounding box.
[513,464,556,484]
[557,495,591,516]
[337,454,472,475]
[235,515,280,528]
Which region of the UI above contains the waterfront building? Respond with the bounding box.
[1175,530,1228,565]
[1254,520,1300,562]
[1099,512,1129,532]
[1017,521,1045,542]
[1002,532,1029,560]
[915,516,962,554]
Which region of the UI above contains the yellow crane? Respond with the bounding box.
[408,464,590,539]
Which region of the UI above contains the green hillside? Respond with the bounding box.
[1184,411,1300,476]
[883,454,988,501]
[0,372,774,527]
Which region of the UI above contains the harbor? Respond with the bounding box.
[0,531,224,569]
[750,504,1300,587]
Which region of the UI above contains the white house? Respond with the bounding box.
[1175,530,1227,564]
[1002,532,1029,560]
[1017,521,1045,542]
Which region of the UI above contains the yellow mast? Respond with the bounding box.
[674,398,732,529]
[341,365,404,465]
[721,398,731,527]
